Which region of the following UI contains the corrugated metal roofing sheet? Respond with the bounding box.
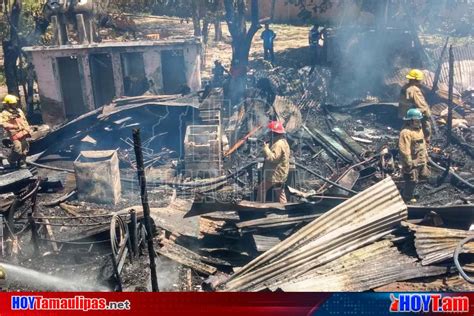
[405,223,474,266]
[224,177,407,291]
[386,44,474,93]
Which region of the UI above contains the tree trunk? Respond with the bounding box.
[214,17,222,42]
[224,0,260,105]
[192,15,202,36]
[202,19,210,44]
[191,0,202,36]
[201,20,209,70]
[2,40,19,94]
[2,0,22,95]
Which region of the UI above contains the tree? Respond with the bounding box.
[223,0,260,104]
[1,0,44,113]
[224,0,259,68]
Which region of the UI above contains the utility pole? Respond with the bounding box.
[132,128,159,292]
[446,45,454,146]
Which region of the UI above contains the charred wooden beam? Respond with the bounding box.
[446,45,454,146]
[302,125,353,163]
[157,239,217,275]
[132,128,159,292]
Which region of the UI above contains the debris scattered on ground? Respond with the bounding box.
[1,6,473,293]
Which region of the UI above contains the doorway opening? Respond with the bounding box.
[161,50,186,94]
[57,56,87,119]
[89,53,116,107]
[120,52,148,96]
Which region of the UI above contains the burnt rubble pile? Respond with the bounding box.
[1,41,474,292]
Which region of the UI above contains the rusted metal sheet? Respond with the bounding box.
[223,177,408,291]
[0,169,34,191]
[252,235,282,253]
[278,240,448,292]
[431,44,474,92]
[405,223,474,266]
[385,45,474,94]
[236,213,323,233]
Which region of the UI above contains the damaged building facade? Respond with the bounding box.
[24,39,202,126]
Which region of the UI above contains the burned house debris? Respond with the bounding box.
[0,0,473,294]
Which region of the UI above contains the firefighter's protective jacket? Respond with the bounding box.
[262,137,290,184]
[399,125,428,172]
[399,84,432,119]
[0,108,31,140]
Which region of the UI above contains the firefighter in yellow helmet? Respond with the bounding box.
[399,69,432,143]
[0,95,31,168]
[399,108,430,203]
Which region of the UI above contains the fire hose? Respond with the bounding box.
[110,212,129,259]
[453,235,474,284]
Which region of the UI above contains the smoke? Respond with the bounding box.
[313,0,474,104]
[155,256,181,291]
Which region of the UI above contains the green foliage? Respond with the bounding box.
[0,0,43,41]
[0,12,10,41]
[18,0,44,37]
[286,0,336,21]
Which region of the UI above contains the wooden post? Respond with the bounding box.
[129,209,139,258]
[446,45,454,146]
[29,183,40,255]
[132,128,159,292]
[28,214,39,256]
[431,37,449,95]
[110,253,123,292]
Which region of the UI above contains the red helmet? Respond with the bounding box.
[268,121,286,134]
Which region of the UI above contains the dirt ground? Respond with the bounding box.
[124,15,310,79]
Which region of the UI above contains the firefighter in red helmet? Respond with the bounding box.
[256,121,291,204]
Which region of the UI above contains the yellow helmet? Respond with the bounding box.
[2,94,18,105]
[406,69,424,81]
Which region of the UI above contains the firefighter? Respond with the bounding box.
[0,95,31,168]
[399,108,430,203]
[399,69,432,143]
[256,121,290,204]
